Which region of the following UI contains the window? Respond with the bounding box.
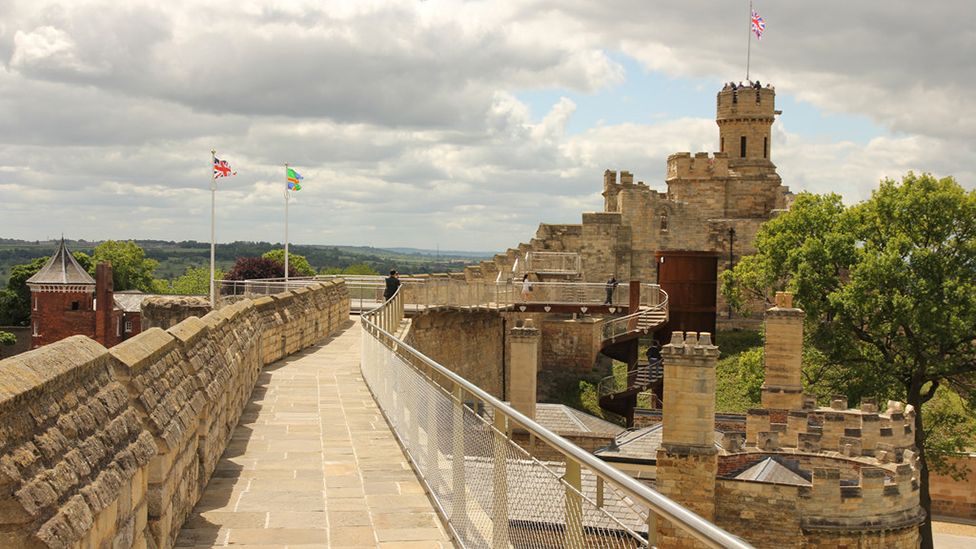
[740,136,747,158]
[124,320,133,333]
[32,322,39,336]
[720,137,724,153]
[71,301,80,311]
[660,211,669,232]
[764,137,768,159]
[32,296,37,311]
[116,318,121,337]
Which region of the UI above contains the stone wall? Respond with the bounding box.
[539,316,601,373]
[929,454,976,520]
[403,310,505,397]
[0,280,349,549]
[713,463,922,549]
[140,296,211,331]
[0,336,156,549]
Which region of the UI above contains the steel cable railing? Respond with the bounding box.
[359,288,752,549]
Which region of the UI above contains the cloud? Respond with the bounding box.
[0,0,971,253]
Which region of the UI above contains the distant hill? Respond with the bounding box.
[0,238,495,283]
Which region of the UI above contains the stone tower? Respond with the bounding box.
[26,239,97,348]
[716,85,778,173]
[656,330,720,547]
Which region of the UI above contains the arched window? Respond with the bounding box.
[660,211,670,232]
[740,136,747,158]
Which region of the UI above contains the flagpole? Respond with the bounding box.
[210,149,217,308]
[284,163,289,283]
[746,0,753,81]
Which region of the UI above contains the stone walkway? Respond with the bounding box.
[176,320,454,548]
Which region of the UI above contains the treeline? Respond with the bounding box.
[0,239,489,281]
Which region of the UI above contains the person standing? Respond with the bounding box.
[520,274,533,301]
[604,276,618,305]
[383,270,401,301]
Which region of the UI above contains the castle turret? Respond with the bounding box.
[716,84,778,173]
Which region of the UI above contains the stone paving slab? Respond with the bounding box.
[176,319,454,548]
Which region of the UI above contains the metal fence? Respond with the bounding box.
[523,251,582,275]
[359,289,752,549]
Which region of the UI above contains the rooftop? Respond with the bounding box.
[26,238,95,286]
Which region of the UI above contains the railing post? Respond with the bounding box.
[451,385,467,535]
[491,412,509,548]
[564,459,585,549]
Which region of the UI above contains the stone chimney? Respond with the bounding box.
[507,319,540,420]
[656,330,720,547]
[761,291,805,410]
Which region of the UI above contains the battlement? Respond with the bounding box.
[716,85,777,120]
[666,152,730,181]
[799,464,922,532]
[746,398,917,459]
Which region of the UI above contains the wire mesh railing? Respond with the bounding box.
[360,289,752,549]
[522,251,582,275]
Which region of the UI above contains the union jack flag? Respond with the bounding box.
[751,9,765,40]
[213,157,236,178]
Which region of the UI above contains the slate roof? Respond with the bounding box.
[534,403,624,436]
[452,455,649,540]
[26,239,95,286]
[593,423,726,462]
[733,457,811,486]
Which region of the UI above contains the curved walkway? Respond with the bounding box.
[176,320,453,548]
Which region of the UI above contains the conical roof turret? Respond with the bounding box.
[26,239,95,287]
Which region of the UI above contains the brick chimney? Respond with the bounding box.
[95,262,114,346]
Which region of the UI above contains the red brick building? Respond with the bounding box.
[27,239,140,349]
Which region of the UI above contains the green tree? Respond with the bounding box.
[5,257,49,326]
[0,330,16,358]
[722,174,976,548]
[91,241,159,292]
[321,263,379,275]
[262,249,315,276]
[170,266,222,295]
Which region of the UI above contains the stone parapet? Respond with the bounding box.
[666,152,730,180]
[0,280,350,549]
[0,336,156,549]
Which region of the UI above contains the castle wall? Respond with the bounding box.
[141,296,212,331]
[403,310,505,397]
[715,479,804,548]
[539,316,602,374]
[0,280,350,549]
[929,454,976,520]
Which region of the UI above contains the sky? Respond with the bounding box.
[0,0,973,252]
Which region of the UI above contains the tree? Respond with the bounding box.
[5,257,49,326]
[722,174,976,549]
[262,249,315,276]
[225,257,297,281]
[321,263,379,275]
[91,241,159,292]
[170,266,222,295]
[0,330,16,358]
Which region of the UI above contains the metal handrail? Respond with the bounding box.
[360,289,752,549]
[600,290,670,343]
[596,359,662,401]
